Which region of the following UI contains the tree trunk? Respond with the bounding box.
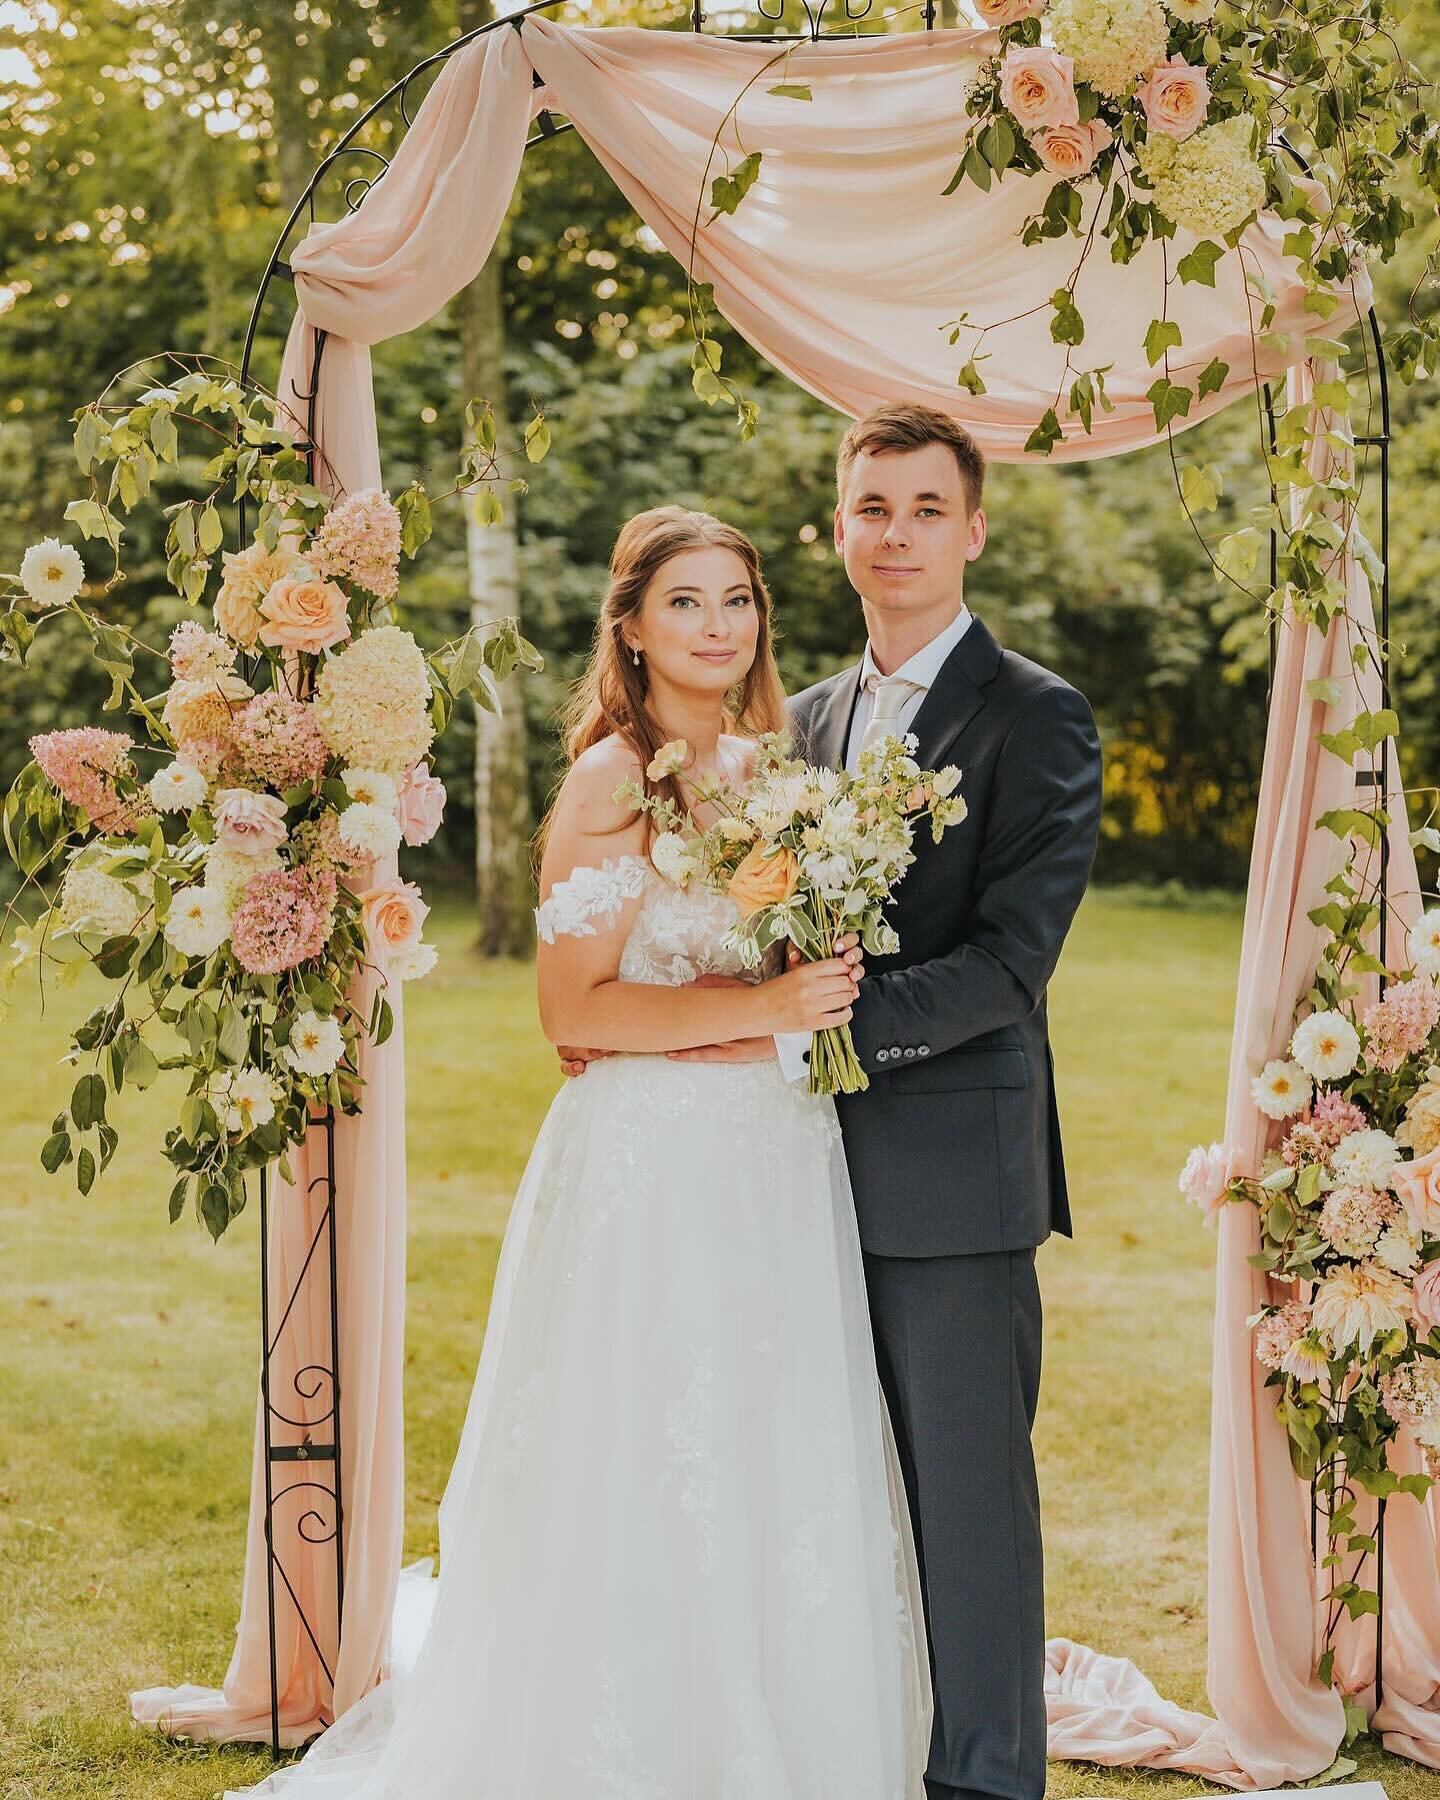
[457,0,533,957]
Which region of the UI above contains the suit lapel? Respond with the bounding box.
[907,613,1004,771]
[805,664,863,773]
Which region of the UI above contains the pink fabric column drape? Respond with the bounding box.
[134,16,1440,1778]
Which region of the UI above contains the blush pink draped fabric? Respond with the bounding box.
[135,15,1440,1782]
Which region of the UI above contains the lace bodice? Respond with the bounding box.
[535,853,758,987]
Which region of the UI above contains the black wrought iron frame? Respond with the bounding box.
[237,0,1401,1760]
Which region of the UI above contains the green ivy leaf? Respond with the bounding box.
[1179,462,1222,513]
[1197,357,1230,400]
[710,151,762,217]
[1177,241,1223,287]
[1144,318,1183,367]
[1146,376,1193,432]
[1023,409,1063,457]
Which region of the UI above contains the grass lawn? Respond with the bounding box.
[0,889,1426,1797]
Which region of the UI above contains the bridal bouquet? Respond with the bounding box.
[1,362,541,1238]
[1180,908,1440,1674]
[617,731,967,1095]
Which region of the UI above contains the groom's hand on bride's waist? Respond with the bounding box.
[557,1044,612,1079]
[670,939,865,1066]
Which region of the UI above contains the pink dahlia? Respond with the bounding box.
[309,488,402,602]
[30,726,151,832]
[229,693,330,791]
[1363,978,1440,1074]
[230,864,337,975]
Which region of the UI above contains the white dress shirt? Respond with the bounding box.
[775,605,973,1083]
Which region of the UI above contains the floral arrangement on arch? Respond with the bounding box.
[1181,905,1440,1696]
[1,359,542,1240]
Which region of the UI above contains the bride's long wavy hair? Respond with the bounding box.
[539,506,788,856]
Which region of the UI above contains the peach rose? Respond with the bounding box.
[1394,1144,1440,1239]
[999,46,1079,131]
[213,787,289,854]
[726,843,800,919]
[1136,56,1210,143]
[214,581,264,649]
[1178,1140,1246,1222]
[1412,1261,1440,1335]
[973,0,1046,22]
[398,763,447,847]
[1033,118,1114,178]
[258,575,351,654]
[358,879,429,952]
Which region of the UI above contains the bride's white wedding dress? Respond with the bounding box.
[232,855,931,1800]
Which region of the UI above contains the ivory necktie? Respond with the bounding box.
[857,672,924,760]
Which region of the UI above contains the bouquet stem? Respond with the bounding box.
[808,1022,868,1097]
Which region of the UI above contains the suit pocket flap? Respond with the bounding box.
[888,1044,1029,1093]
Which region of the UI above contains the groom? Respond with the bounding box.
[679,402,1103,1800]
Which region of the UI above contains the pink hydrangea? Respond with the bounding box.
[1282,1121,1327,1168]
[228,693,330,791]
[230,864,337,975]
[176,732,233,782]
[1363,978,1440,1074]
[309,489,402,602]
[1309,1087,1370,1149]
[29,726,151,832]
[1254,1300,1311,1372]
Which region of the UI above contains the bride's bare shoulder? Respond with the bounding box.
[551,735,646,837]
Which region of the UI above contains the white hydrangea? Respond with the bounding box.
[203,843,281,912]
[1165,0,1216,15]
[163,884,231,958]
[389,940,438,981]
[1138,114,1267,237]
[149,760,208,815]
[1331,1127,1401,1191]
[60,864,139,939]
[212,1066,277,1135]
[1049,0,1169,96]
[313,625,434,776]
[1410,910,1440,977]
[338,801,403,859]
[651,830,699,888]
[20,536,85,608]
[1290,1010,1361,1082]
[341,766,399,812]
[284,1008,344,1078]
[1251,1057,1312,1120]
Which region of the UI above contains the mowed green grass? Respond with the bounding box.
[0,891,1425,1798]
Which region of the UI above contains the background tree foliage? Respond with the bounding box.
[2,0,1436,903]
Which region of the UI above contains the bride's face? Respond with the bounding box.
[624,546,760,700]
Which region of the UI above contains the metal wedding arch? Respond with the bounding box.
[234,0,1396,1757]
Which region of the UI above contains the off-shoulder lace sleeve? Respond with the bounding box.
[534,854,651,945]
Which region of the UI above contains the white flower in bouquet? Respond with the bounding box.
[203,843,281,912]
[1331,1127,1400,1191]
[338,800,403,859]
[1251,1058,1311,1120]
[932,765,963,798]
[163,885,231,958]
[1311,1260,1413,1352]
[1409,910,1440,977]
[284,1009,344,1077]
[212,1067,277,1135]
[1374,1221,1422,1276]
[646,739,689,781]
[714,816,755,845]
[1399,1073,1440,1157]
[1290,1009,1361,1081]
[59,864,139,939]
[1048,0,1168,97]
[389,939,439,981]
[19,536,85,608]
[800,850,853,901]
[148,760,208,815]
[651,830,700,888]
[341,766,399,813]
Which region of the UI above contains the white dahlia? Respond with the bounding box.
[148,760,209,815]
[163,884,231,958]
[284,1008,344,1078]
[19,536,85,608]
[1331,1128,1401,1191]
[1290,1010,1361,1082]
[341,766,399,813]
[1410,910,1440,978]
[1251,1058,1312,1121]
[1311,1261,1412,1352]
[338,801,403,860]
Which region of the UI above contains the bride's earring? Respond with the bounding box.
[632,646,642,667]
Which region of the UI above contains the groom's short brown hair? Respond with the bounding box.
[836,404,986,516]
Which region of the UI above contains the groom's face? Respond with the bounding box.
[834,444,985,619]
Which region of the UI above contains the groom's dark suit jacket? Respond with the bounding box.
[789,613,1104,1260]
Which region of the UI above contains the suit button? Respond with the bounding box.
[903,1047,916,1059]
[889,1045,901,1057]
[917,1045,930,1057]
[876,1048,889,1063]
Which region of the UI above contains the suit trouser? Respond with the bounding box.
[861,1247,1045,1800]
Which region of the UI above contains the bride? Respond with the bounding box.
[232,505,932,1799]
